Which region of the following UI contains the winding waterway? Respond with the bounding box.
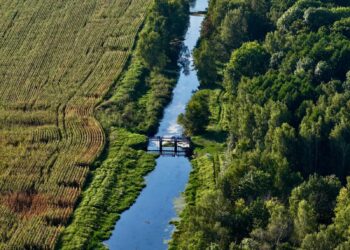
[105,1,207,249]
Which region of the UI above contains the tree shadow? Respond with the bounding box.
[202,130,228,144]
[191,129,228,150]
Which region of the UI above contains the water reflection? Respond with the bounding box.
[105,1,207,249]
[190,0,208,12]
[178,45,190,76]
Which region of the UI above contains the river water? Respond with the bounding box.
[105,1,207,249]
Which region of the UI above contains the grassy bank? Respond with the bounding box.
[170,88,228,249]
[58,0,190,249]
[59,129,156,249]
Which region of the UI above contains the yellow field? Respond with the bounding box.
[0,0,151,248]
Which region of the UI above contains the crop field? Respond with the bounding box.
[0,0,151,248]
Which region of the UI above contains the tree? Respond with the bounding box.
[137,0,190,70]
[178,90,210,135]
[269,123,297,161]
[276,0,321,32]
[301,178,350,249]
[299,102,328,175]
[293,200,317,243]
[226,42,270,82]
[220,168,272,201]
[333,177,350,239]
[171,190,265,250]
[220,9,249,49]
[138,13,168,69]
[314,61,332,82]
[289,175,341,225]
[249,200,293,248]
[332,17,350,38]
[301,225,341,250]
[193,39,222,87]
[304,8,335,31]
[329,121,350,178]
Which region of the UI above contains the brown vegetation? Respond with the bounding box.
[0,0,151,248]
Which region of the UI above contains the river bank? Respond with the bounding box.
[58,0,190,249]
[105,2,207,248]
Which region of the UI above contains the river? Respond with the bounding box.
[105,0,207,249]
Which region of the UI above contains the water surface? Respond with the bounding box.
[105,1,207,249]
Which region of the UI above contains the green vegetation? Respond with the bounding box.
[0,0,189,248]
[59,0,190,249]
[172,0,350,249]
[59,129,156,249]
[178,90,211,135]
[98,0,189,135]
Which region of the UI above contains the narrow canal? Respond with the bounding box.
[105,0,208,249]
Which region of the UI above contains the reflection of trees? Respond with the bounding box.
[189,0,196,9]
[178,45,191,75]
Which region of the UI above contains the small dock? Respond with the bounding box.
[148,136,192,156]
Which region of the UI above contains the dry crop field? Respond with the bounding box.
[0,0,151,248]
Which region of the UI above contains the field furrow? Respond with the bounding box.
[0,0,151,248]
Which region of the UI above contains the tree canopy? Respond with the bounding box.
[173,0,350,249]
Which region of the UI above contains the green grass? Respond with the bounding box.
[59,0,190,248]
[97,57,178,135]
[169,88,229,247]
[59,128,157,250]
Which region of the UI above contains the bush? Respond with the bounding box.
[178,90,210,135]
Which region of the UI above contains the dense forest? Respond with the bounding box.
[173,0,350,249]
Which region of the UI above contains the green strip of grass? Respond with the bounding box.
[58,1,190,249]
[169,89,228,249]
[59,129,157,250]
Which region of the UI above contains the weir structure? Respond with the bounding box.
[147,136,192,156]
[189,11,207,16]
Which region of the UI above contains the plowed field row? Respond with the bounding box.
[0,0,151,248]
